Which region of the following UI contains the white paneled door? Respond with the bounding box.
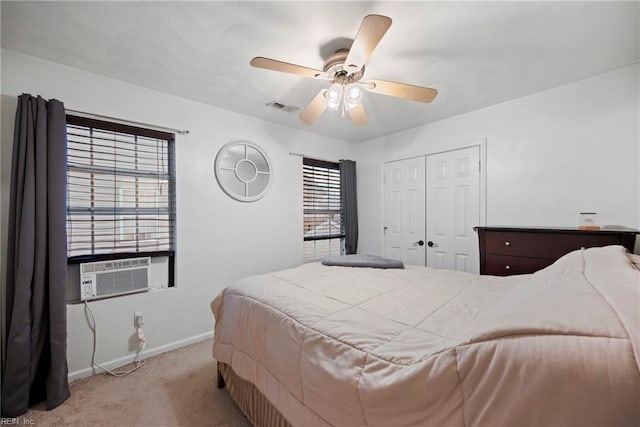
[426,146,480,273]
[383,157,426,265]
[383,146,480,272]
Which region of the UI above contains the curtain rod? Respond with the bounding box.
[65,109,189,135]
[289,152,345,163]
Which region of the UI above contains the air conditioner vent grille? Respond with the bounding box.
[81,257,150,273]
[266,101,299,113]
[80,257,151,300]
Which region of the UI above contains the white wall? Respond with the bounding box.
[355,65,639,256]
[0,49,353,379]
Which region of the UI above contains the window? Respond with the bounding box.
[65,115,176,272]
[303,158,344,261]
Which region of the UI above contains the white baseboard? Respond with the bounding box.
[68,331,214,382]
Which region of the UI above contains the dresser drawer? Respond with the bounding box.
[484,231,624,260]
[484,254,552,276]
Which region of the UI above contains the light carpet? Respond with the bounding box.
[24,339,251,426]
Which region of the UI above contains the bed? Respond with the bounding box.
[211,245,640,426]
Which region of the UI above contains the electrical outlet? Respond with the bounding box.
[134,311,144,327]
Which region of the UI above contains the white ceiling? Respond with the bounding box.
[2,1,638,142]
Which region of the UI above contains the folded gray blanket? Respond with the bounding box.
[321,254,405,269]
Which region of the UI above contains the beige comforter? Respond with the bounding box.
[212,246,640,426]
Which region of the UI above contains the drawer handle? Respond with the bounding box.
[504,241,511,246]
[505,265,511,270]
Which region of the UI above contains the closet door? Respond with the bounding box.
[383,157,426,265]
[426,146,480,273]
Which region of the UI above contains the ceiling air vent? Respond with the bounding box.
[266,101,299,113]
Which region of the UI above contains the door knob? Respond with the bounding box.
[427,241,437,247]
[413,240,425,247]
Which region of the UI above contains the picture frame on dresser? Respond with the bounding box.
[474,226,638,276]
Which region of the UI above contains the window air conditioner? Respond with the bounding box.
[80,257,151,301]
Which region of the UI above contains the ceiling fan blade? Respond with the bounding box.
[250,57,324,79]
[365,79,438,103]
[344,15,392,73]
[349,103,368,126]
[300,90,328,125]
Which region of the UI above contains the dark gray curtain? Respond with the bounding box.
[340,160,358,254]
[2,94,69,417]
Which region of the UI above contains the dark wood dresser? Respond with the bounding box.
[475,226,638,276]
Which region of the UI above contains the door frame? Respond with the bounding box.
[380,137,487,257]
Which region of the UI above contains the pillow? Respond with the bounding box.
[322,254,404,269]
[628,254,640,271]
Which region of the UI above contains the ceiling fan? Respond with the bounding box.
[250,14,438,127]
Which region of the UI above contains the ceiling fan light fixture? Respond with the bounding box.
[325,83,343,110]
[325,83,363,113]
[344,84,363,111]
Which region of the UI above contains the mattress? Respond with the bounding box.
[212,246,640,426]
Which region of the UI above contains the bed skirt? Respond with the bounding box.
[218,362,292,427]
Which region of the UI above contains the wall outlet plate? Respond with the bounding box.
[134,311,144,327]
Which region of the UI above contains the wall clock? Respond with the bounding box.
[214,141,273,202]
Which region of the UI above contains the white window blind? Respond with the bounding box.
[303,158,344,261]
[66,115,176,259]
